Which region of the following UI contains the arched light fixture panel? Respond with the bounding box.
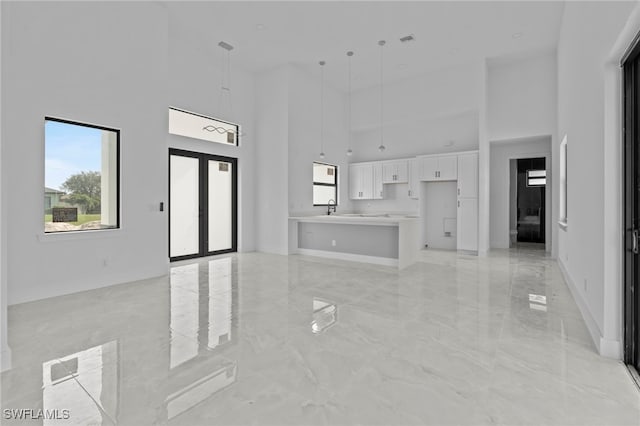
[202,40,244,140]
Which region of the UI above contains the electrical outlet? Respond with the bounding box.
[331,240,336,247]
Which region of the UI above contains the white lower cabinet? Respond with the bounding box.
[457,197,478,251]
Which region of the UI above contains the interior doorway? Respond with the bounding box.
[511,157,546,246]
[169,149,237,261]
[623,36,640,375]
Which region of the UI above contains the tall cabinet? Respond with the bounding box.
[456,153,478,251]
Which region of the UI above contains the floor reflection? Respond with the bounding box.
[311,298,337,334]
[42,341,118,425]
[529,293,548,312]
[166,256,238,422]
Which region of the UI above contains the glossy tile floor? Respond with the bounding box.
[2,248,640,425]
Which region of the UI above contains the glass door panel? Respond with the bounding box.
[170,155,200,258]
[207,160,233,253]
[169,149,237,261]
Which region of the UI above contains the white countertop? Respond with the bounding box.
[289,213,419,226]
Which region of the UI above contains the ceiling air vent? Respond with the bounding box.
[399,34,415,43]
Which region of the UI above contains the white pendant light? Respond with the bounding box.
[319,60,326,159]
[378,40,386,153]
[202,41,244,138]
[346,51,354,156]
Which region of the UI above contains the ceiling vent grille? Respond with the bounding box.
[399,34,415,43]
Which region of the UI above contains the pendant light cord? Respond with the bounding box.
[320,61,325,156]
[348,52,353,153]
[379,40,385,150]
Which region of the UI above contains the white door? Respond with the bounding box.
[349,164,361,199]
[408,159,420,199]
[457,198,478,251]
[361,163,374,199]
[382,162,397,183]
[373,162,384,199]
[395,161,408,183]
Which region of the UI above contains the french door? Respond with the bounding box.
[169,149,237,261]
[623,36,640,372]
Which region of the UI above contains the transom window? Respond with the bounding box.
[169,107,239,146]
[313,162,338,206]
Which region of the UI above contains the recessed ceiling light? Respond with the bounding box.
[256,24,266,30]
[512,32,523,39]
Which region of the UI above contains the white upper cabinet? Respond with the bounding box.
[457,153,478,198]
[382,160,408,183]
[349,163,374,200]
[420,155,457,181]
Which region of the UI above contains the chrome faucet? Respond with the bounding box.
[327,199,337,215]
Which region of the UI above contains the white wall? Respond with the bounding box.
[2,2,169,305]
[0,0,9,372]
[489,137,551,250]
[556,0,637,357]
[348,62,480,214]
[487,51,557,254]
[167,21,256,252]
[349,63,480,163]
[255,66,290,255]
[288,65,352,216]
[488,52,557,142]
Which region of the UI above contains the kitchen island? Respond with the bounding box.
[288,214,420,269]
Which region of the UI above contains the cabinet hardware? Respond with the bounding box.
[458,200,460,207]
[457,188,460,195]
[634,229,638,254]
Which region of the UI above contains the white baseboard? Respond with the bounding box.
[599,336,622,359]
[557,259,621,358]
[296,248,398,267]
[1,347,11,372]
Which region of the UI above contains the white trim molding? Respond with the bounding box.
[558,258,622,359]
